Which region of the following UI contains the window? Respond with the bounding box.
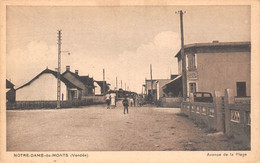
[204,93,211,97]
[236,82,246,97]
[189,83,196,94]
[188,54,196,70]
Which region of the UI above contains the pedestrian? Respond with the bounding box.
[138,95,142,107]
[110,91,116,109]
[133,95,136,107]
[105,93,111,109]
[129,97,133,107]
[122,97,129,114]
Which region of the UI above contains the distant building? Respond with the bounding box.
[164,41,251,97]
[94,81,110,95]
[144,79,157,102]
[62,66,94,96]
[16,68,82,101]
[155,79,172,100]
[6,79,16,103]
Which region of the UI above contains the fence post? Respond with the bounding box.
[224,89,234,136]
[213,90,223,132]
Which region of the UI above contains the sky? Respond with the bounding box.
[6,6,250,93]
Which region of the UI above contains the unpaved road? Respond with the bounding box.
[7,102,245,151]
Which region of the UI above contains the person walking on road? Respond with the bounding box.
[110,91,116,109]
[106,93,111,109]
[122,97,129,114]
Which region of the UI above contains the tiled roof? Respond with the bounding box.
[62,71,94,87]
[16,68,82,90]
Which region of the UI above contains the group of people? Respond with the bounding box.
[105,92,117,109]
[105,92,144,114]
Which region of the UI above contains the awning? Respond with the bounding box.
[162,75,182,97]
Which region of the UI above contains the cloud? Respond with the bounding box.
[116,31,181,92]
[7,31,181,93]
[7,40,57,88]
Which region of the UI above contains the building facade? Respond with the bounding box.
[155,79,172,100]
[62,66,94,96]
[6,79,16,103]
[16,68,82,101]
[175,41,250,97]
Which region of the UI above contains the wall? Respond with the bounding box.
[156,79,171,100]
[161,97,182,108]
[181,89,250,148]
[197,52,250,96]
[16,73,67,101]
[94,82,101,95]
[7,96,105,110]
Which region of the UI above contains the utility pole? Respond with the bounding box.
[150,64,153,103]
[57,30,62,109]
[121,80,122,89]
[176,10,187,100]
[116,77,118,90]
[116,76,118,98]
[103,69,105,95]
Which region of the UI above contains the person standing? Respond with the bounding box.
[130,97,134,107]
[106,93,111,109]
[110,92,116,109]
[122,97,129,114]
[133,95,136,107]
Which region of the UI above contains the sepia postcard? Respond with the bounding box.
[0,0,259,163]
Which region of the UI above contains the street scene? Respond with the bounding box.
[7,103,246,151]
[5,5,251,152]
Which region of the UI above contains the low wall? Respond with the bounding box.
[7,96,105,110]
[182,101,217,130]
[181,89,251,147]
[225,89,250,145]
[161,97,182,108]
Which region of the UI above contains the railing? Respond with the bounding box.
[225,93,250,143]
[181,89,251,145]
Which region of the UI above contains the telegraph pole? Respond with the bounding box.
[103,69,105,95]
[57,30,62,109]
[116,77,118,90]
[176,10,187,100]
[150,64,153,103]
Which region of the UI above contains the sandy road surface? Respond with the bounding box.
[7,102,244,151]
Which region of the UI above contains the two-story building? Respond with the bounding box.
[166,41,251,97]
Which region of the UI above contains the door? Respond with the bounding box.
[236,82,246,97]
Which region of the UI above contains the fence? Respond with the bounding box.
[224,89,250,143]
[181,89,250,143]
[7,96,105,110]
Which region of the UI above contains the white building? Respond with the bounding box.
[16,68,82,101]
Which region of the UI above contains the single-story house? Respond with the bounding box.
[62,66,94,96]
[16,68,82,101]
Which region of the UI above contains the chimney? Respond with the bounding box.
[212,40,219,43]
[75,70,79,75]
[66,66,70,71]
